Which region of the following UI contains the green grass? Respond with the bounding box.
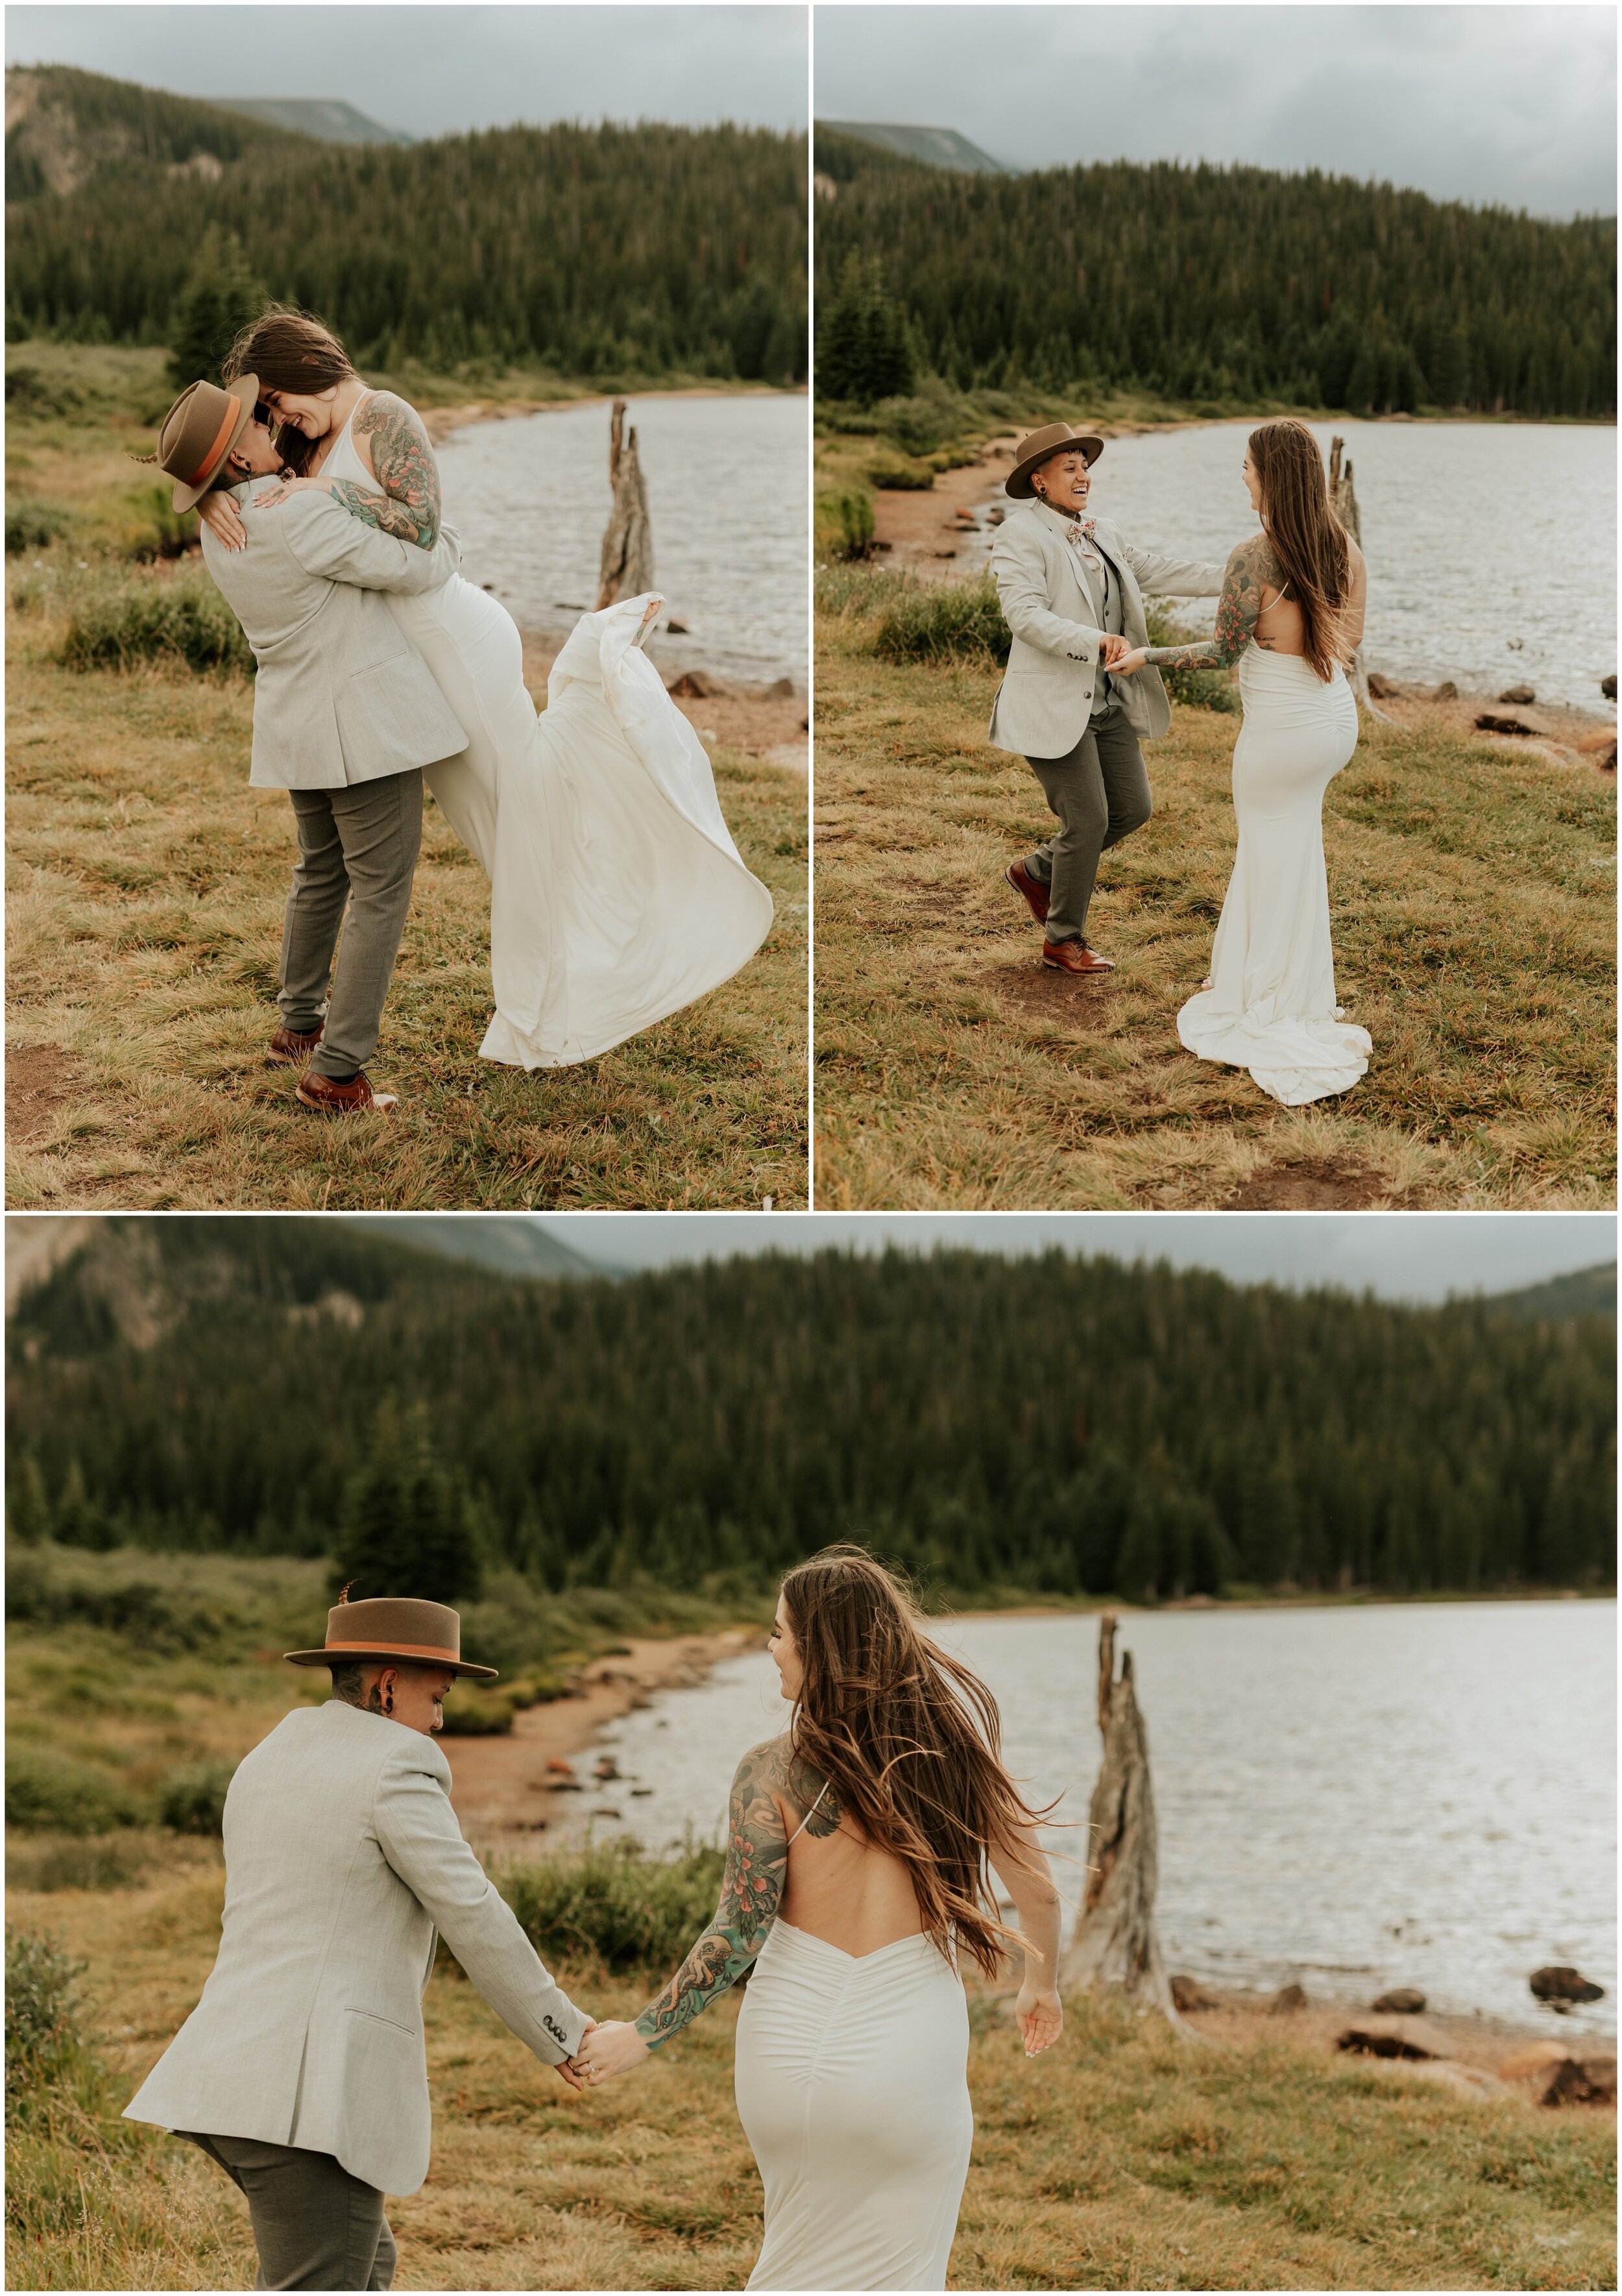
[6,348,807,1210]
[812,622,1615,1210]
[5,1877,1613,2291]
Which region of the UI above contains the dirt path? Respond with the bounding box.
[445,1628,762,1850]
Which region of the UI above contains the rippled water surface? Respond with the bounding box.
[1072,421,1616,712]
[438,393,807,683]
[587,1602,1616,2032]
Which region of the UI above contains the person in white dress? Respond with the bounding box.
[1112,417,1372,1106]
[197,311,773,1074]
[574,1546,1063,2293]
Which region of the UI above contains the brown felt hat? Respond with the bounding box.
[1006,421,1106,500]
[285,1596,498,1681]
[145,373,261,511]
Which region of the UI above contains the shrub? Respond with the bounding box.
[111,483,199,564]
[5,1930,97,2119]
[55,567,252,676]
[5,499,73,554]
[5,1837,153,1893]
[6,1748,141,1837]
[157,1759,236,1836]
[4,362,85,419]
[871,572,1011,666]
[826,489,875,562]
[498,1838,724,1974]
[866,458,935,492]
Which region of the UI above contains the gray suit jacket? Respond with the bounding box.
[123,1699,588,2196]
[201,482,468,791]
[987,502,1227,757]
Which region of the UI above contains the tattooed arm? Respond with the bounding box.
[332,392,442,548]
[571,1740,836,2082]
[1130,534,1277,671]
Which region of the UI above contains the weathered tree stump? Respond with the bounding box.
[1061,1613,1180,2018]
[594,398,655,611]
[1329,434,1391,723]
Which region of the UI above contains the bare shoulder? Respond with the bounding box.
[731,1734,794,1801]
[1226,531,1274,582]
[354,388,430,444]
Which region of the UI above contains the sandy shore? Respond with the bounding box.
[446,1626,764,1850]
[420,384,806,450]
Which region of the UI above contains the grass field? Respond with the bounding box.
[5,345,807,1210]
[9,1850,1616,2291]
[7,1548,1615,2291]
[812,594,1615,1211]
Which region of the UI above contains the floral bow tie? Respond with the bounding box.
[1063,515,1103,573]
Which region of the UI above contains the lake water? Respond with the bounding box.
[437,392,808,685]
[583,1602,1617,2034]
[1026,420,1616,714]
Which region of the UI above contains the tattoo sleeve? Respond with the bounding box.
[1144,535,1272,670]
[633,1745,838,2049]
[337,393,442,548]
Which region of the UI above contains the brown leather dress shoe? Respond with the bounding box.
[268,1022,324,1066]
[1041,936,1116,975]
[296,1069,399,1115]
[1006,860,1050,924]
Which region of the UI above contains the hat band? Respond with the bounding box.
[188,401,242,487]
[322,1638,463,1664]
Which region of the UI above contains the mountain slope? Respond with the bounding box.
[212,97,411,147]
[1479,1263,1616,1322]
[336,1215,605,1282]
[819,121,1011,175]
[5,69,808,384]
[9,1223,1613,1598]
[5,65,310,199]
[814,138,1615,418]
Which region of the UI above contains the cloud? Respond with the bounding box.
[814,4,1616,217]
[5,5,808,136]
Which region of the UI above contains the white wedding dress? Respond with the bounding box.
[322,408,773,1068]
[1177,641,1370,1105]
[734,1920,973,2291]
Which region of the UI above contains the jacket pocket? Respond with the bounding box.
[345,2005,418,2038]
[336,657,465,765]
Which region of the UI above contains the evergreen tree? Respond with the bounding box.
[53,1459,114,1551]
[816,254,915,406]
[334,1400,482,1606]
[166,228,266,391]
[6,1455,51,1545]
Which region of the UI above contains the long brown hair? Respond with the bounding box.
[222,307,357,476]
[1249,418,1353,680]
[781,1545,1052,1980]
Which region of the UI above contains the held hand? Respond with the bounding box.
[575,2018,652,2087]
[254,475,329,513]
[1109,647,1150,677]
[197,491,248,553]
[554,2016,597,2090]
[1015,1985,1063,2058]
[1098,632,1132,668]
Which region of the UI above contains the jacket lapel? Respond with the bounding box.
[1039,504,1100,618]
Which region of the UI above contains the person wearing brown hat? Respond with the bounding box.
[988,422,1229,973]
[125,1594,594,2290]
[142,373,469,1114]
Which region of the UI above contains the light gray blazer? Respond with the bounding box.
[200,482,468,792]
[123,1699,589,2196]
[987,501,1227,757]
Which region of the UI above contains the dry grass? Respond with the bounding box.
[812,631,1616,1210]
[8,1858,1614,2293]
[5,347,806,1210]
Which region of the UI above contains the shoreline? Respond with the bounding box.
[421,380,806,449]
[446,1624,762,1850]
[851,435,1615,744]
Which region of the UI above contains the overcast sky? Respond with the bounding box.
[549,1214,1615,1302]
[5,5,808,136]
[816,4,1616,218]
